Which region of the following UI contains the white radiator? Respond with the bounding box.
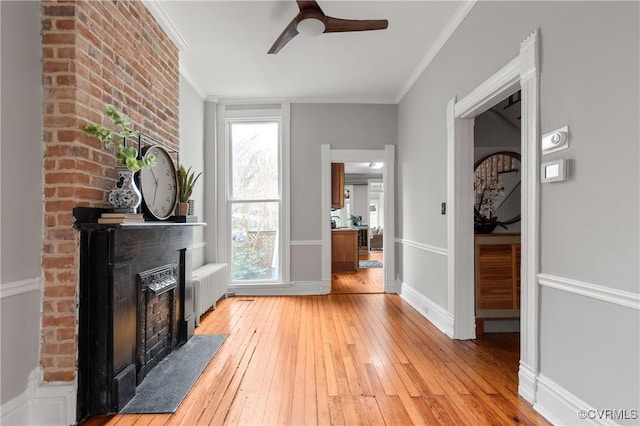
[192,263,228,326]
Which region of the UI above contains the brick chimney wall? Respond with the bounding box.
[40,0,179,382]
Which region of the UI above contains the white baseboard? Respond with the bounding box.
[229,281,324,296]
[386,278,401,294]
[518,361,537,404]
[534,373,616,426]
[399,281,454,337]
[1,368,76,426]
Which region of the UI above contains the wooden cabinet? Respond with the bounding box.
[332,230,358,272]
[357,227,368,253]
[475,234,521,319]
[331,162,345,209]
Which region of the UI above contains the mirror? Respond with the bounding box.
[474,151,521,227]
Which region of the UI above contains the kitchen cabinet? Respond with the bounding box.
[331,162,345,209]
[331,229,358,272]
[357,227,368,253]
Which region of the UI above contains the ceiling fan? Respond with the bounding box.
[268,0,389,54]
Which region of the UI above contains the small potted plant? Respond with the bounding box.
[83,105,156,212]
[176,164,202,216]
[83,105,156,172]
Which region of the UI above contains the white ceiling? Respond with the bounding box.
[147,1,472,103]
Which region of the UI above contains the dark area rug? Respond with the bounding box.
[359,260,383,268]
[120,334,226,414]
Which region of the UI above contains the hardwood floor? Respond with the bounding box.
[332,251,384,293]
[82,294,548,426]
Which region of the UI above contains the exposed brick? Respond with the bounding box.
[56,75,76,86]
[41,313,75,327]
[42,32,76,46]
[57,328,76,342]
[43,61,71,73]
[57,47,76,59]
[44,370,76,382]
[57,300,76,313]
[45,228,75,241]
[43,5,75,17]
[56,241,78,254]
[56,213,75,227]
[56,355,77,369]
[56,270,77,283]
[56,19,76,31]
[41,0,179,384]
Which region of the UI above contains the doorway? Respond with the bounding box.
[472,93,522,362]
[320,145,396,295]
[447,31,539,402]
[331,164,384,294]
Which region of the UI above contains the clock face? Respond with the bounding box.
[139,145,178,220]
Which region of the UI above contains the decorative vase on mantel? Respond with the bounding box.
[176,201,189,216]
[109,167,142,213]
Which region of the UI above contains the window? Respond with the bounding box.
[224,106,289,283]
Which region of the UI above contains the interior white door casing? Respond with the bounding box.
[321,145,396,294]
[446,31,539,402]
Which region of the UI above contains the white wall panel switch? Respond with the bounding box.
[541,159,568,183]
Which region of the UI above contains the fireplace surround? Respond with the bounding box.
[74,208,202,420]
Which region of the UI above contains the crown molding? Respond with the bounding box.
[216,96,396,105]
[142,0,190,52]
[395,0,478,103]
[179,63,207,100]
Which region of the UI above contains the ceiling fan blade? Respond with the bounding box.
[268,18,299,54]
[324,17,388,33]
[296,0,323,12]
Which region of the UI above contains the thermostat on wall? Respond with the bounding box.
[541,159,568,183]
[542,126,569,154]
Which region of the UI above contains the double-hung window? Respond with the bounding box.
[224,106,289,283]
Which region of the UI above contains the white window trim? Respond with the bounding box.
[217,104,291,285]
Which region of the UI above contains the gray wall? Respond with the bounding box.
[178,75,206,268]
[0,1,43,403]
[289,103,397,282]
[398,0,638,414]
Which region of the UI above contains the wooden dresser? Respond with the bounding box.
[475,233,521,322]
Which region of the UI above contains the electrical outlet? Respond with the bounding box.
[441,202,446,215]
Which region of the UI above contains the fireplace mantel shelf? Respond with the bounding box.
[76,222,207,231]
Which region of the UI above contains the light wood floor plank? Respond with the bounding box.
[82,291,550,426]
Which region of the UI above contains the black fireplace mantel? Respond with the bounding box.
[74,207,205,420]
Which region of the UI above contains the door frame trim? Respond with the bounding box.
[446,30,540,402]
[321,145,396,293]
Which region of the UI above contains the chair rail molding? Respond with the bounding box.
[290,240,322,246]
[0,276,41,299]
[397,238,448,256]
[537,273,640,310]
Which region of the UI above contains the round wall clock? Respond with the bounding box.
[139,144,178,221]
